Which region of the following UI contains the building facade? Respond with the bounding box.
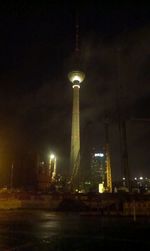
[90,150,106,192]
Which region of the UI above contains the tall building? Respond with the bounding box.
[37,161,49,191]
[90,150,106,192]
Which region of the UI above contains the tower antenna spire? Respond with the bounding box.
[75,13,80,54]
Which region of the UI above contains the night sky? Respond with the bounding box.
[0,3,150,186]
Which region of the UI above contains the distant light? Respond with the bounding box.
[99,183,104,193]
[50,154,55,160]
[122,177,125,180]
[85,181,91,185]
[72,75,82,83]
[94,153,104,157]
[73,84,80,88]
[134,177,137,180]
[68,71,85,83]
[139,176,143,180]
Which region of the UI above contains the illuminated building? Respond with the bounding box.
[90,150,106,192]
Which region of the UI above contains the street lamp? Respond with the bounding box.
[49,154,56,182]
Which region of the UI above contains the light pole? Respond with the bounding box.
[10,162,14,190]
[49,154,56,183]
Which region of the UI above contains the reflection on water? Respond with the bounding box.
[0,210,150,250]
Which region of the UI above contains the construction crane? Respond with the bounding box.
[104,122,112,193]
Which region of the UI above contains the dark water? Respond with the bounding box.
[0,210,150,250]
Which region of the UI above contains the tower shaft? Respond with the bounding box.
[68,71,85,190]
[70,84,80,187]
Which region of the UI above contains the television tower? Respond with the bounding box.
[68,17,85,190]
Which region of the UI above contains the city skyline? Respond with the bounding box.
[0,3,150,187]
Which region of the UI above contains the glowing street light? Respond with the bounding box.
[49,154,56,182]
[139,176,143,180]
[50,154,55,160]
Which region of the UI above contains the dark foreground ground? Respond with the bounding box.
[0,210,150,250]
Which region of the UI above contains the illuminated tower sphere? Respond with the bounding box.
[68,70,85,188]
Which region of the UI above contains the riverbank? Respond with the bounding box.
[0,191,150,216]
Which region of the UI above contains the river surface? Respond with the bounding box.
[0,210,150,250]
